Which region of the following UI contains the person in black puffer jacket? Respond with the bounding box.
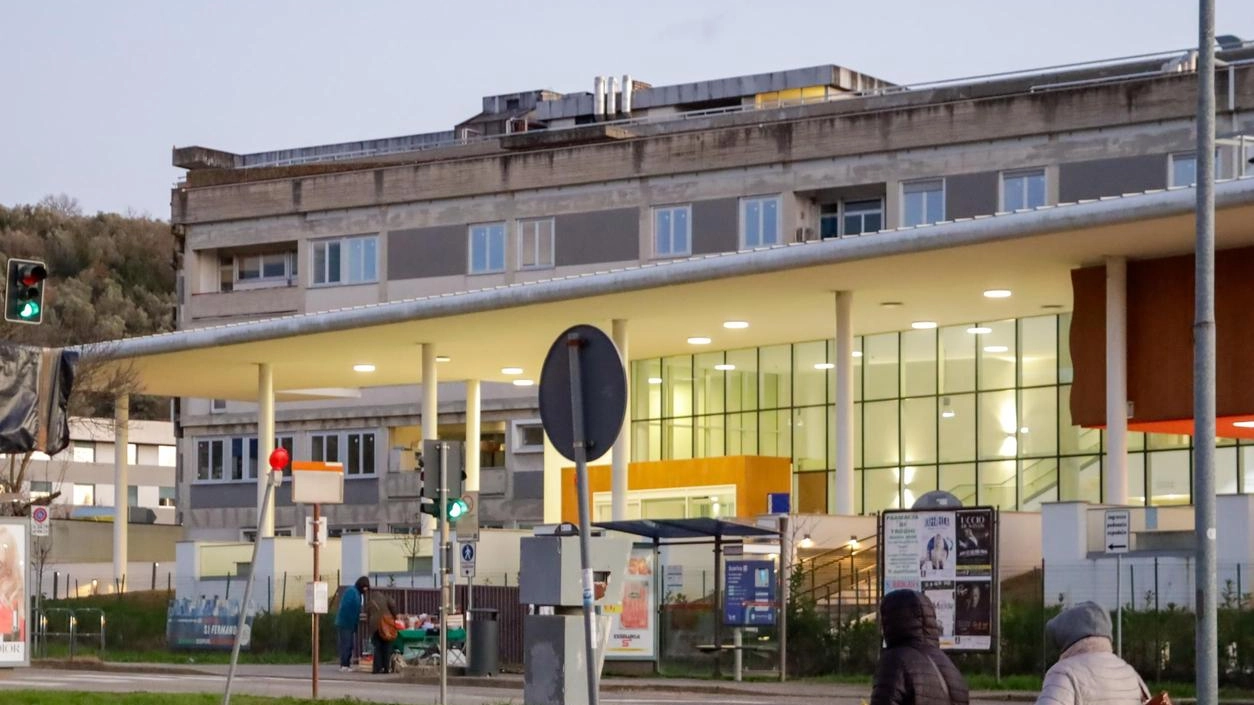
[871,590,969,705]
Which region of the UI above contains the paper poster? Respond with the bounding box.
[881,508,996,652]
[723,560,777,627]
[0,522,26,665]
[607,546,655,659]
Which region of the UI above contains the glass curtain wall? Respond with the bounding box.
[630,313,1250,513]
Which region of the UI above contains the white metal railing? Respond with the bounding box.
[183,40,1254,175]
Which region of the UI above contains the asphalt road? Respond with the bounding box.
[0,667,1023,705]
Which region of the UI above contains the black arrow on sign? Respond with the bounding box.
[1108,543,1128,551]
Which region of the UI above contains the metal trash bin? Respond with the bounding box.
[468,608,499,676]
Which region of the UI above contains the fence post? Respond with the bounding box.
[282,571,288,609]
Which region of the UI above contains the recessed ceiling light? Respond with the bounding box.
[723,321,749,329]
[814,363,835,370]
[714,363,736,371]
[942,410,956,419]
[1235,421,1254,428]
[983,289,1012,299]
[687,337,712,345]
[1019,427,1030,434]
[967,326,993,335]
[852,351,863,358]
[880,301,904,308]
[436,355,451,363]
[1042,304,1065,310]
[911,321,938,330]
[984,345,1009,354]
[648,377,663,385]
[353,364,376,373]
[501,367,524,375]
[512,379,535,387]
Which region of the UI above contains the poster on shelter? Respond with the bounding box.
[882,512,923,592]
[0,522,27,665]
[956,511,992,577]
[917,513,956,582]
[607,546,655,660]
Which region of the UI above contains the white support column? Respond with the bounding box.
[113,395,129,592]
[466,379,481,492]
[1105,257,1129,506]
[258,363,275,538]
[611,319,630,521]
[834,291,855,515]
[422,344,438,442]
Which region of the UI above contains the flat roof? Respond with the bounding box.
[594,518,778,542]
[76,180,1254,401]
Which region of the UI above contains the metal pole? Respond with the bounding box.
[733,627,743,682]
[312,502,321,700]
[779,514,788,683]
[567,332,600,705]
[439,443,450,705]
[224,475,277,705]
[1194,3,1218,704]
[1116,553,1123,658]
[466,572,473,671]
[713,535,723,679]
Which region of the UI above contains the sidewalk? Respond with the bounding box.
[38,659,1041,701]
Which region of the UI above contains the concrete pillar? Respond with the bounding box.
[834,292,855,515]
[466,379,481,492]
[611,319,630,521]
[113,395,129,592]
[422,344,438,441]
[258,363,275,538]
[1105,257,1128,505]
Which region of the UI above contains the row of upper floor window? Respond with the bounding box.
[3,441,177,467]
[206,148,1239,291]
[29,480,177,507]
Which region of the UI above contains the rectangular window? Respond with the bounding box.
[819,204,840,239]
[159,486,177,507]
[211,399,227,413]
[1169,150,1224,187]
[127,485,138,507]
[73,483,95,506]
[71,441,95,463]
[514,421,545,453]
[902,179,945,227]
[230,438,245,481]
[237,253,294,283]
[469,223,507,274]
[1001,169,1046,211]
[277,436,294,476]
[843,199,884,236]
[312,235,377,285]
[653,206,692,257]
[158,445,177,467]
[196,439,225,481]
[30,481,51,499]
[741,196,781,248]
[518,218,555,269]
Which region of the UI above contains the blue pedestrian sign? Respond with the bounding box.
[460,542,476,578]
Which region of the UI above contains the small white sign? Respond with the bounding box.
[1105,509,1131,554]
[664,565,684,594]
[305,516,328,546]
[31,506,49,537]
[305,581,329,614]
[460,542,476,578]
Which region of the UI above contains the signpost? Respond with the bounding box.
[1105,509,1131,656]
[539,324,628,705]
[30,506,49,537]
[460,542,476,578]
[292,460,345,700]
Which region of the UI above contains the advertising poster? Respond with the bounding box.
[0,522,27,666]
[607,546,655,659]
[166,596,256,650]
[880,508,996,652]
[723,559,777,627]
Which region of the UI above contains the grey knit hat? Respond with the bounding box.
[1047,601,1112,650]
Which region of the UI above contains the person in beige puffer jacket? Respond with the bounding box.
[1036,602,1152,705]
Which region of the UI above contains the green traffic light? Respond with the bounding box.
[19,301,39,319]
[447,498,468,520]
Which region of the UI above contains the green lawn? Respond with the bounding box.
[0,694,366,705]
[35,645,313,665]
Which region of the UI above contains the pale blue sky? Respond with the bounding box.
[2,0,1252,218]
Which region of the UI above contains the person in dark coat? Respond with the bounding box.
[871,589,969,705]
[365,588,400,674]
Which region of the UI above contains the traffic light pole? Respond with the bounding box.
[438,441,449,705]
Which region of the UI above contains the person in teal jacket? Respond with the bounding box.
[335,576,369,671]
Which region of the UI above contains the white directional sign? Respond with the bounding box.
[460,542,476,578]
[30,506,49,537]
[1105,509,1131,554]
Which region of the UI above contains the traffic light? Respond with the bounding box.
[418,440,468,522]
[5,258,48,325]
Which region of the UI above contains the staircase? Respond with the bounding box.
[795,533,881,627]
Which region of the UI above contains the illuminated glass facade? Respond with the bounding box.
[631,314,1254,513]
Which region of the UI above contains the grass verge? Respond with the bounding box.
[0,693,367,705]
